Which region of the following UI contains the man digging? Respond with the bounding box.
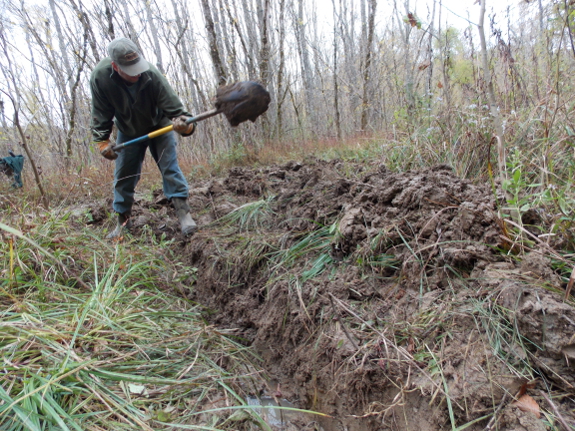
[90,37,197,239]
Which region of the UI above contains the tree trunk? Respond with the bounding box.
[222,0,256,78]
[425,0,436,117]
[241,0,259,76]
[0,26,47,206]
[217,0,239,82]
[294,0,314,133]
[169,0,205,108]
[0,99,7,131]
[401,0,415,114]
[103,0,115,39]
[332,0,341,140]
[65,0,100,63]
[64,35,88,163]
[360,0,377,131]
[275,0,286,139]
[258,0,270,87]
[144,0,165,73]
[12,96,48,207]
[200,0,228,85]
[118,0,140,48]
[48,0,73,95]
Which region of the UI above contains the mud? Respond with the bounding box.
[215,81,271,126]
[87,158,575,430]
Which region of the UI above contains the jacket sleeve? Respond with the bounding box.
[153,69,193,120]
[90,76,115,142]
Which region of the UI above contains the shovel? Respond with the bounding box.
[112,81,271,152]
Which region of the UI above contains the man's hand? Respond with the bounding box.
[96,140,118,160]
[173,116,196,136]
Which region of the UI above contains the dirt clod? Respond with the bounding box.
[215,81,271,127]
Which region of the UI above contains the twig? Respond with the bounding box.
[327,293,464,411]
[328,294,359,350]
[539,391,572,431]
[503,219,565,262]
[565,267,575,301]
[484,392,508,430]
[527,352,574,392]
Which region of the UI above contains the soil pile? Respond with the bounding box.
[92,158,575,430]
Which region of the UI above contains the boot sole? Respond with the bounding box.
[182,225,198,236]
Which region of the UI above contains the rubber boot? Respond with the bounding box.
[106,211,132,239]
[172,198,198,236]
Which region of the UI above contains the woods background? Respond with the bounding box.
[0,0,573,184]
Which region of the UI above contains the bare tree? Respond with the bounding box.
[293,0,315,133]
[64,30,89,163]
[360,0,377,131]
[395,0,416,114]
[117,0,140,47]
[66,0,100,63]
[200,0,228,85]
[103,0,115,40]
[222,0,256,78]
[48,0,74,94]
[0,25,47,206]
[217,0,240,82]
[274,0,287,139]
[332,0,341,140]
[258,0,271,86]
[144,0,165,73]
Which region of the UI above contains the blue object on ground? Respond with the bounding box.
[0,154,25,188]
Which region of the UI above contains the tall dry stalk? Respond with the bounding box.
[478,0,507,184]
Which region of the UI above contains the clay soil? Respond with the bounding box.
[92,158,575,430]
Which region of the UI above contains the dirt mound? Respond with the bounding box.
[88,158,575,430]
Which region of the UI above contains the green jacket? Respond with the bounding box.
[90,58,192,141]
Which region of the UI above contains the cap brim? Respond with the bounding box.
[119,60,149,76]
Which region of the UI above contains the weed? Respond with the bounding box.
[0,217,266,430]
[216,195,276,232]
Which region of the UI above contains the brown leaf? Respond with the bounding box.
[407,337,415,354]
[513,394,540,418]
[516,379,538,398]
[407,13,418,27]
[418,60,431,71]
[437,81,443,88]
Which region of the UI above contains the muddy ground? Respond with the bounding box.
[90,158,575,430]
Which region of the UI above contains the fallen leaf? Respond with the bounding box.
[513,394,540,418]
[128,383,148,396]
[408,337,415,354]
[516,379,537,398]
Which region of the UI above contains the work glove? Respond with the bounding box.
[172,116,196,137]
[95,140,118,160]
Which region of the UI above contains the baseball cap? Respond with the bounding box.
[108,38,150,76]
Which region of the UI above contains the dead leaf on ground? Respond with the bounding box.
[513,394,541,418]
[515,379,537,398]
